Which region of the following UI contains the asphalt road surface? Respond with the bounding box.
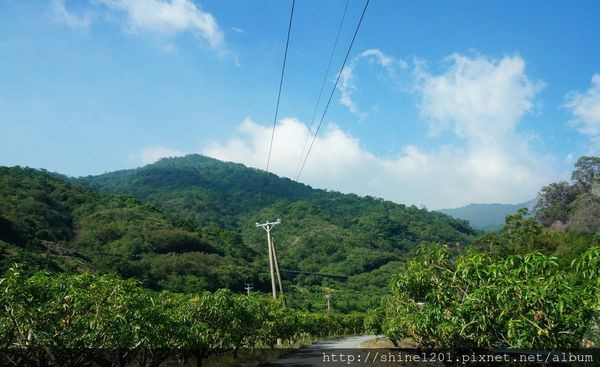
[265,335,379,367]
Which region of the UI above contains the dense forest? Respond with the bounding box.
[1,155,599,363]
[0,166,260,292]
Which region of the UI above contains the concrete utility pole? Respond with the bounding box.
[325,294,332,312]
[244,283,253,296]
[255,219,285,304]
[270,237,286,306]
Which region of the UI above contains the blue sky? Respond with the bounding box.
[1,0,599,208]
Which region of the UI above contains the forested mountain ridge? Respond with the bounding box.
[76,154,476,260]
[0,166,259,291]
[78,155,305,229]
[1,156,477,311]
[77,154,344,232]
[77,155,475,238]
[73,155,478,311]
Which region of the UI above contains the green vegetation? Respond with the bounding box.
[0,265,364,366]
[472,207,600,262]
[1,158,474,312]
[77,154,475,245]
[376,156,600,349]
[0,166,262,293]
[461,157,600,264]
[2,154,600,352]
[534,156,600,234]
[380,245,599,349]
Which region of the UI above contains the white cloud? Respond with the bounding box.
[359,49,394,67]
[338,66,362,117]
[411,54,554,205]
[136,146,185,164]
[96,0,223,47]
[203,53,560,209]
[564,73,600,151]
[337,49,403,118]
[202,120,555,209]
[53,0,92,29]
[203,117,379,188]
[416,54,544,143]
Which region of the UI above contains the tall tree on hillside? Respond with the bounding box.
[502,208,544,252]
[572,156,600,193]
[534,182,578,227]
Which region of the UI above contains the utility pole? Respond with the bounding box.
[256,219,285,303]
[325,294,332,312]
[270,236,286,306]
[244,283,253,296]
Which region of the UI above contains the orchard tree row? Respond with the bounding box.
[0,265,365,366]
[367,245,600,349]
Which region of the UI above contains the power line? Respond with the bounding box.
[295,0,370,182]
[265,0,296,175]
[294,0,350,178]
[279,268,349,281]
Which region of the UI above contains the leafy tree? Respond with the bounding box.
[572,156,600,193]
[382,245,600,349]
[534,182,578,227]
[567,194,600,234]
[501,208,546,253]
[364,305,384,334]
[526,156,600,236]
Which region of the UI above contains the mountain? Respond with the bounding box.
[76,155,476,254]
[0,166,258,292]
[75,155,479,309]
[1,155,477,311]
[438,200,536,231]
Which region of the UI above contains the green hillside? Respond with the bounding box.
[438,200,535,231]
[0,166,261,291]
[71,154,476,310]
[1,157,477,311]
[77,155,473,237]
[76,155,476,258]
[2,156,599,355]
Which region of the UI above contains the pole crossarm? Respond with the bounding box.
[244,283,254,296]
[255,219,282,231]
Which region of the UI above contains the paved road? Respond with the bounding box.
[265,335,379,367]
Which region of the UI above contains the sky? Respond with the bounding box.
[1,0,600,209]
